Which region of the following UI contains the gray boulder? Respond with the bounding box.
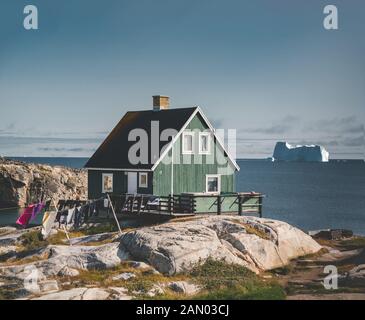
[0,242,130,280]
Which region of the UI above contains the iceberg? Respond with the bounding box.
[272,142,329,162]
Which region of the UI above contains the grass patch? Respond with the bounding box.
[64,263,187,298]
[58,259,285,300]
[339,237,365,250]
[18,230,86,251]
[19,230,48,251]
[187,259,285,300]
[4,251,50,266]
[233,220,271,240]
[0,288,17,300]
[82,223,120,235]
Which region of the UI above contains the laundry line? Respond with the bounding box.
[15,194,123,245]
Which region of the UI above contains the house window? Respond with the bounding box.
[102,173,113,193]
[199,132,211,154]
[139,172,148,188]
[206,175,221,193]
[182,131,194,154]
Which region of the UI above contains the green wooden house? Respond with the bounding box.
[85,96,240,200]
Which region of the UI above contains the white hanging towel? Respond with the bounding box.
[41,211,57,239]
[67,208,75,225]
[104,199,109,208]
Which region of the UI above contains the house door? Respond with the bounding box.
[127,172,138,194]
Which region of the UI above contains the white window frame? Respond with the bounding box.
[102,173,113,193]
[206,174,221,194]
[199,132,211,155]
[182,131,194,154]
[139,172,148,188]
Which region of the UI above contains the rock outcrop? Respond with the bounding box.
[0,216,321,282]
[120,216,322,274]
[0,158,87,208]
[0,242,130,280]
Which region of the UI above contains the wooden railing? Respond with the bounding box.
[108,192,263,217]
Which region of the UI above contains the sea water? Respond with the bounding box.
[1,158,364,235]
[237,160,365,235]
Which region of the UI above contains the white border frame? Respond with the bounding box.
[199,132,211,155]
[102,173,114,193]
[139,172,148,188]
[206,174,221,194]
[182,131,195,154]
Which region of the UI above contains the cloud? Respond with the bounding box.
[306,116,364,135]
[240,115,300,135]
[343,135,364,147]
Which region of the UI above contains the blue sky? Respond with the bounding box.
[0,0,364,159]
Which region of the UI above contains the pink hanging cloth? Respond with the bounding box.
[16,205,35,227]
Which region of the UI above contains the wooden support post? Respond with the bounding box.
[107,193,123,236]
[259,196,263,218]
[238,195,242,216]
[168,195,172,215]
[217,195,221,215]
[130,195,134,213]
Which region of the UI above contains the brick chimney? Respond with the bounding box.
[153,95,169,110]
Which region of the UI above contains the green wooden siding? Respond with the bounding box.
[153,113,236,196]
[88,170,127,199]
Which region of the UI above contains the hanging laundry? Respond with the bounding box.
[16,205,35,227]
[58,210,68,226]
[66,207,76,225]
[104,199,109,208]
[74,206,84,229]
[41,211,57,239]
[30,202,45,221]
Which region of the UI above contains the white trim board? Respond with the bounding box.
[139,172,148,188]
[205,174,221,194]
[86,168,153,172]
[151,107,240,171]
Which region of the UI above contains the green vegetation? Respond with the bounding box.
[0,288,16,300]
[64,262,183,297]
[188,259,285,300]
[339,237,365,250]
[233,220,271,240]
[60,259,285,300]
[18,230,85,251]
[82,223,120,235]
[19,230,48,251]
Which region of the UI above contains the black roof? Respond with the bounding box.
[85,107,198,170]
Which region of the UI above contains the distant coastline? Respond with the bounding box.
[4,157,89,169]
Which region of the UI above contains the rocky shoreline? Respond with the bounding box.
[0,157,87,209]
[1,215,364,300]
